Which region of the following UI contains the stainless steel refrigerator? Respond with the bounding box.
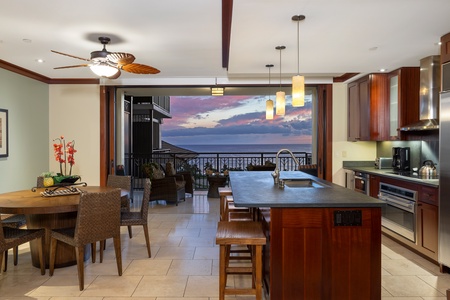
[439,90,450,267]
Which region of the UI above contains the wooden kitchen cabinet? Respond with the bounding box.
[441,32,450,64]
[417,202,438,260]
[347,74,388,141]
[417,185,439,260]
[387,67,420,140]
[369,174,380,198]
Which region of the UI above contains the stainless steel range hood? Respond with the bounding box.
[400,55,441,131]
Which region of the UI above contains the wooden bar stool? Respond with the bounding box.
[218,187,232,221]
[215,221,266,300]
[225,195,252,221]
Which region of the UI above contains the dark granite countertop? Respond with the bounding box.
[343,166,439,188]
[228,171,384,208]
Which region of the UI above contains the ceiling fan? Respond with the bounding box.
[52,37,160,79]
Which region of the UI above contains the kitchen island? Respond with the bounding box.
[228,171,384,300]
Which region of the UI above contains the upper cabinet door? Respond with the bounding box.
[387,68,420,140]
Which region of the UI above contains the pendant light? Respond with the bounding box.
[292,15,306,107]
[276,46,286,116]
[265,64,274,120]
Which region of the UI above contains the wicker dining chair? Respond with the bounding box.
[107,175,133,237]
[0,217,45,275]
[120,178,152,257]
[49,189,123,291]
[1,214,27,271]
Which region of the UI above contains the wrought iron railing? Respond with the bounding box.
[125,151,312,190]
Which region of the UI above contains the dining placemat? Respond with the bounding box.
[41,188,82,197]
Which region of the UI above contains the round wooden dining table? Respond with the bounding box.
[0,186,127,268]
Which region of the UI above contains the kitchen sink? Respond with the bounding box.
[281,178,329,188]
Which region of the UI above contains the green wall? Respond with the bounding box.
[0,68,49,192]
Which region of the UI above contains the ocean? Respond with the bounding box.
[177,144,312,154]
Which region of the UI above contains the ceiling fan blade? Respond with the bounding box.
[54,64,90,69]
[51,50,91,62]
[121,63,160,74]
[107,69,121,79]
[107,52,135,66]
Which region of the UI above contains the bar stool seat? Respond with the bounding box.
[219,187,233,221]
[215,221,266,300]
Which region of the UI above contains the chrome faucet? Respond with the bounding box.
[271,148,300,186]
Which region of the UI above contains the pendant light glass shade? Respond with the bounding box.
[276,91,285,115]
[292,15,306,107]
[266,99,274,119]
[275,46,286,116]
[292,74,305,106]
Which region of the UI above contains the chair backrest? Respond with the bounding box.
[74,189,121,245]
[140,178,151,220]
[0,219,5,250]
[107,175,131,193]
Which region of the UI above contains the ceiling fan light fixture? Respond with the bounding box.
[90,63,119,78]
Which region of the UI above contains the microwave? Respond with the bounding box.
[443,61,450,92]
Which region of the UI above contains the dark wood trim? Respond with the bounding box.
[317,84,333,182]
[333,73,359,83]
[0,59,99,84]
[99,86,113,187]
[0,59,51,83]
[222,0,233,69]
[47,78,99,84]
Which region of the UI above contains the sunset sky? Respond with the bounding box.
[161,95,312,145]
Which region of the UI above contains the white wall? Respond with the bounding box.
[331,83,376,187]
[49,85,100,186]
[0,69,49,193]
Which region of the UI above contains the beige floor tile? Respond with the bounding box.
[193,246,220,260]
[383,258,435,276]
[184,275,219,297]
[179,236,215,247]
[133,275,188,297]
[0,275,50,297]
[149,235,182,246]
[382,275,444,297]
[28,275,97,296]
[85,259,131,275]
[154,246,195,260]
[167,259,213,276]
[124,259,172,276]
[104,298,155,300]
[418,274,450,295]
[81,275,142,297]
[168,227,201,237]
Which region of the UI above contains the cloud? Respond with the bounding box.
[162,95,312,144]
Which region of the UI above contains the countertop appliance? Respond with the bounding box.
[379,182,417,242]
[375,157,393,169]
[354,171,369,195]
[439,91,450,268]
[392,147,410,172]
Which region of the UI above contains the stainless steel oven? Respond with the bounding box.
[354,171,369,195]
[378,182,417,242]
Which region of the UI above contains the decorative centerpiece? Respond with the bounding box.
[52,135,81,184]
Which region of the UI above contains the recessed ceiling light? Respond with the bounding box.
[35,59,45,63]
[379,68,387,72]
[22,39,32,43]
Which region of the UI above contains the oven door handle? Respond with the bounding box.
[379,195,415,213]
[354,176,366,180]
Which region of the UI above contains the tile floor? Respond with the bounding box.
[1,190,450,299]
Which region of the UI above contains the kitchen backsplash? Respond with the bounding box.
[376,141,439,172]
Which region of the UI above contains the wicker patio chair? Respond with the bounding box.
[119,178,152,257]
[0,217,45,275]
[1,214,27,271]
[107,175,133,210]
[148,163,185,206]
[165,162,194,195]
[49,189,123,291]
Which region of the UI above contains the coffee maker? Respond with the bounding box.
[392,147,410,172]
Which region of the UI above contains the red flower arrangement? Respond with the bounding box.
[53,135,77,176]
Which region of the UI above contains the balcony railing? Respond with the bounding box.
[126,151,313,190]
